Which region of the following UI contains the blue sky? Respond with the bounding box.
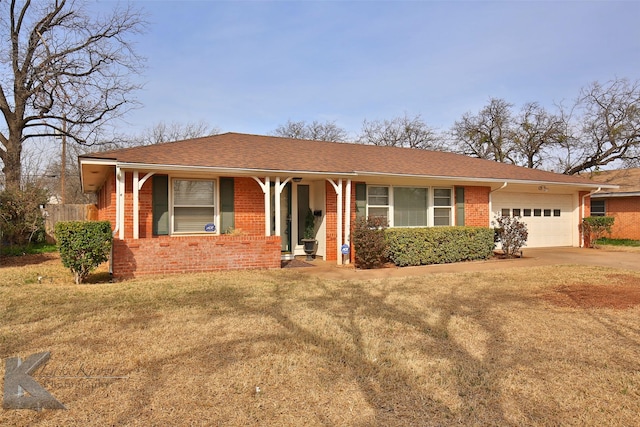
[109,0,640,140]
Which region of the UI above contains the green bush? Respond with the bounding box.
[353,216,388,269]
[55,221,112,284]
[582,216,615,248]
[0,185,48,246]
[385,227,494,267]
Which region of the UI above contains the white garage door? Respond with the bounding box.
[492,193,574,247]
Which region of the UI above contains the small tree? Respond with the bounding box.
[0,185,48,246]
[581,216,615,248]
[493,214,528,258]
[55,221,112,284]
[352,216,388,269]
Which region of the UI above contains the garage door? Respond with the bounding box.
[492,193,574,247]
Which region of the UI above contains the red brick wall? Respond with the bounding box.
[464,186,490,226]
[605,197,640,240]
[98,173,276,277]
[139,177,153,238]
[234,177,266,236]
[323,181,359,263]
[112,235,281,278]
[97,170,116,226]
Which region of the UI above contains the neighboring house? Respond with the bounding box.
[79,132,609,278]
[588,168,640,240]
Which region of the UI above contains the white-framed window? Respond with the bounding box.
[365,185,452,227]
[367,186,390,224]
[433,188,453,226]
[590,199,606,217]
[394,187,428,227]
[172,179,216,233]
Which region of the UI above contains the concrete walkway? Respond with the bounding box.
[292,247,640,280]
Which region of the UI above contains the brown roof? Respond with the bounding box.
[588,168,640,194]
[82,132,598,185]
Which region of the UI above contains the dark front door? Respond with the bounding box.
[297,184,310,245]
[271,182,292,252]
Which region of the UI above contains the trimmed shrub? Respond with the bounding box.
[493,214,528,258]
[353,216,388,269]
[582,216,615,248]
[55,221,112,284]
[385,226,494,267]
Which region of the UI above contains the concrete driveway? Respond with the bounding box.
[294,247,640,280]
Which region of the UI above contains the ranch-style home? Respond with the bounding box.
[588,168,640,240]
[79,132,611,278]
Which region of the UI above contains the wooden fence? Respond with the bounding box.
[44,204,98,242]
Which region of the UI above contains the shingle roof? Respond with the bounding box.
[588,168,640,194]
[82,132,598,185]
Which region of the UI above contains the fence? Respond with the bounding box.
[44,204,98,243]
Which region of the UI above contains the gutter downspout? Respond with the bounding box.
[581,187,602,248]
[488,182,508,226]
[110,166,122,275]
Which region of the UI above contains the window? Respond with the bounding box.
[433,188,452,226]
[591,200,606,217]
[501,208,511,217]
[172,179,216,233]
[534,209,542,217]
[544,209,551,217]
[367,186,389,223]
[553,209,561,217]
[523,209,532,217]
[512,208,521,217]
[365,185,452,227]
[394,187,428,226]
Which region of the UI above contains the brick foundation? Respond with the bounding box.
[112,235,281,278]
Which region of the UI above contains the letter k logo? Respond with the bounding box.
[3,352,66,411]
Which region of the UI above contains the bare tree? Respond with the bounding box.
[558,78,640,175]
[511,102,567,169]
[129,120,220,146]
[451,98,514,162]
[272,119,348,142]
[0,0,146,188]
[357,113,441,150]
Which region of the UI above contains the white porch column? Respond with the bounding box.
[328,178,343,265]
[274,177,291,236]
[133,171,139,239]
[132,172,155,240]
[252,176,271,236]
[116,167,125,240]
[344,179,351,264]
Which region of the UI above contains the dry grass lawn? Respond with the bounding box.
[1,254,640,426]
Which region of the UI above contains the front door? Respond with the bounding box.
[297,184,310,245]
[271,183,292,252]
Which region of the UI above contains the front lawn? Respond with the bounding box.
[1,255,639,426]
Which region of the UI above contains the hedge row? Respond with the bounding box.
[385,226,494,267]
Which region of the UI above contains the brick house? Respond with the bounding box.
[588,168,640,240]
[79,132,609,278]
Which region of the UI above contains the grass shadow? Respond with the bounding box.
[0,253,59,268]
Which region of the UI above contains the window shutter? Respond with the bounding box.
[455,187,465,226]
[220,177,235,233]
[153,175,169,235]
[355,183,367,219]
